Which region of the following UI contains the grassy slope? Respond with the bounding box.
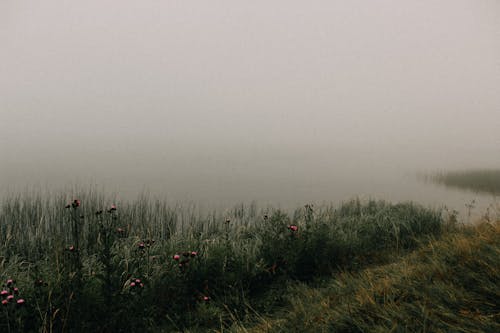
[244,220,500,333]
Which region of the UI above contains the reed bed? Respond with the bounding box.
[0,192,443,332]
[426,169,500,195]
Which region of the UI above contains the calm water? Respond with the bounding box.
[1,154,497,221]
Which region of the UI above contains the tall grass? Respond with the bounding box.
[0,192,443,332]
[251,219,500,333]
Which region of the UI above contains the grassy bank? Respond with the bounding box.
[427,169,500,195]
[246,219,500,333]
[0,193,442,332]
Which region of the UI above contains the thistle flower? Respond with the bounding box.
[0,290,8,296]
[190,251,197,257]
[6,279,13,286]
[138,242,145,250]
[1,300,7,306]
[16,299,25,305]
[288,225,298,232]
[7,295,14,301]
[173,254,180,261]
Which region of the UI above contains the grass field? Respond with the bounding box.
[0,191,498,332]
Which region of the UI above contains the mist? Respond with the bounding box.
[1,0,499,210]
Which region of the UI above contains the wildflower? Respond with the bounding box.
[16,299,25,305]
[69,245,75,252]
[72,199,81,208]
[1,300,7,306]
[138,242,145,250]
[130,282,136,287]
[203,296,210,302]
[140,283,144,288]
[6,279,13,286]
[0,290,8,296]
[288,225,298,232]
[135,279,141,284]
[110,204,117,211]
[7,295,14,301]
[173,254,180,261]
[190,251,197,257]
[13,288,19,294]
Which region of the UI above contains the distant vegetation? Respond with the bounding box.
[426,169,500,195]
[0,193,445,332]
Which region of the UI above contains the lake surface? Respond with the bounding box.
[1,153,497,221]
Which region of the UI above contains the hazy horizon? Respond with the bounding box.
[1,1,499,210]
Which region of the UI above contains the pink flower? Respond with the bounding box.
[16,299,25,305]
[173,254,180,261]
[69,245,75,252]
[1,300,7,306]
[6,279,13,286]
[135,279,141,284]
[0,290,8,296]
[140,283,144,288]
[288,225,298,232]
[13,288,19,294]
[110,204,117,211]
[190,251,197,257]
[7,295,14,301]
[203,296,210,302]
[138,242,145,249]
[130,282,136,287]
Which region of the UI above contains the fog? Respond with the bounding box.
[1,1,499,211]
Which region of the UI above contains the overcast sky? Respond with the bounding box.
[1,0,499,204]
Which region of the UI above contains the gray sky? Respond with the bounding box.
[1,0,499,205]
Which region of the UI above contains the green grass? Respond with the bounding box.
[1,191,497,332]
[427,169,500,195]
[0,192,445,332]
[245,219,500,333]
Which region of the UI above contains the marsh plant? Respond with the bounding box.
[0,192,444,332]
